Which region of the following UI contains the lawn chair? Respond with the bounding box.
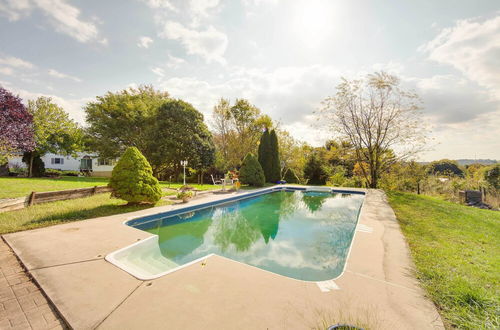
[211,175,222,186]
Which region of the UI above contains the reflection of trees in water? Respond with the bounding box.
[213,191,294,250]
[212,208,260,252]
[278,191,301,219]
[156,210,214,259]
[301,192,330,213]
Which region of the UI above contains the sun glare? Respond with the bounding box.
[292,0,336,47]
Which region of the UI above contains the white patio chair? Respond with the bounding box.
[211,175,222,185]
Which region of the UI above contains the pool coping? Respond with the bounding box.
[105,185,366,282]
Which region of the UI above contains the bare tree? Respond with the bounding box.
[320,72,427,188]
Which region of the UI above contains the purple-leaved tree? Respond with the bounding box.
[0,86,35,165]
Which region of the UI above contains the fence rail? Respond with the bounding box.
[0,186,112,213]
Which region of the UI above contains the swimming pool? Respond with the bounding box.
[106,187,364,281]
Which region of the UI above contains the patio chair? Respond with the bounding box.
[211,175,222,185]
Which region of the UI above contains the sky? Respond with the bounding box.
[0,0,499,161]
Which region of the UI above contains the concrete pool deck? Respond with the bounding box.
[3,188,444,329]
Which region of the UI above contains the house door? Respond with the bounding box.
[80,157,92,171]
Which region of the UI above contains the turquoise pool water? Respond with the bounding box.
[130,189,364,281]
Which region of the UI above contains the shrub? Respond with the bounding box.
[485,164,500,189]
[304,153,327,185]
[327,166,357,187]
[22,152,45,177]
[176,190,194,202]
[427,159,464,177]
[109,147,162,204]
[45,169,62,177]
[283,168,299,184]
[62,170,80,176]
[9,164,26,176]
[239,153,265,187]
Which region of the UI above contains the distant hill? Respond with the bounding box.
[456,159,498,166]
[419,159,498,166]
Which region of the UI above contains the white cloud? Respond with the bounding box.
[0,0,31,21]
[48,69,82,82]
[141,0,178,11]
[151,67,165,77]
[166,54,186,68]
[160,21,228,64]
[0,56,35,69]
[137,36,154,48]
[0,0,105,44]
[421,15,500,100]
[189,0,219,15]
[0,67,15,76]
[157,65,341,145]
[408,74,497,124]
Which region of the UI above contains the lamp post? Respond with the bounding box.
[180,160,188,186]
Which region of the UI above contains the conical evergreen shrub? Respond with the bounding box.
[283,168,299,184]
[269,130,281,182]
[258,129,271,180]
[109,147,162,204]
[240,153,265,187]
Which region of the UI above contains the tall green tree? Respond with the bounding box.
[24,97,83,177]
[85,86,214,178]
[257,129,271,180]
[149,99,215,178]
[269,129,281,182]
[85,85,170,165]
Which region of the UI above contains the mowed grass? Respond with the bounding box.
[0,193,171,235]
[0,176,110,198]
[0,176,220,199]
[387,191,500,329]
[0,177,220,234]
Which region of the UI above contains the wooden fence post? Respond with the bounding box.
[28,191,36,206]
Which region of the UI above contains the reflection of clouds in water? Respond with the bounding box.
[156,191,364,280]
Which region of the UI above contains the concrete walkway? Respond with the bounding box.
[0,239,65,330]
[3,189,444,329]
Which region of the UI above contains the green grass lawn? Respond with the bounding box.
[387,191,500,329]
[0,177,221,234]
[0,176,110,198]
[0,193,172,235]
[0,176,220,199]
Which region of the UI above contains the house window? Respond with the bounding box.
[51,158,64,165]
[98,158,114,166]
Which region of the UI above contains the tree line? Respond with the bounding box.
[5,72,495,195]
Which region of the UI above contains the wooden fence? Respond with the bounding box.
[0,186,112,213]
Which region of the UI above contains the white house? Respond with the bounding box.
[8,153,116,177]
